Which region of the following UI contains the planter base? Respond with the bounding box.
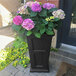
[27,34,53,72]
[30,67,49,72]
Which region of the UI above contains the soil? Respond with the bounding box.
[56,62,76,76]
[63,67,76,76]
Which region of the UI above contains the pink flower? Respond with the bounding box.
[22,19,35,30]
[26,1,40,8]
[26,1,34,8]
[34,1,40,4]
[43,3,56,10]
[13,16,23,25]
[31,3,42,12]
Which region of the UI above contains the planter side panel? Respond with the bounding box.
[27,35,53,72]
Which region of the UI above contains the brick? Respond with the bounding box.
[36,0,59,7]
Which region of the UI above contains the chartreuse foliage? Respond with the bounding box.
[0,37,30,71]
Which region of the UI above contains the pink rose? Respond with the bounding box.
[13,16,23,25]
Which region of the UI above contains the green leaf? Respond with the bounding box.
[48,22,54,28]
[50,48,58,52]
[54,18,60,21]
[54,20,62,30]
[30,11,37,17]
[48,8,58,13]
[18,28,25,35]
[26,31,32,36]
[12,24,22,32]
[46,29,54,35]
[27,7,31,13]
[40,28,45,35]
[34,32,41,38]
[42,19,48,25]
[39,9,47,17]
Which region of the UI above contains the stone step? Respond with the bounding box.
[0,25,15,37]
[50,51,76,66]
[51,44,76,63]
[60,44,76,52]
[55,49,76,60]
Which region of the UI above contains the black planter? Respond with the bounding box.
[27,34,53,72]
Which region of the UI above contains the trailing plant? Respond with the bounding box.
[0,37,30,71]
[12,1,65,38]
[12,36,30,67]
[50,48,59,52]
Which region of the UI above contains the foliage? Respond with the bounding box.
[0,37,30,71]
[50,48,59,52]
[12,1,65,38]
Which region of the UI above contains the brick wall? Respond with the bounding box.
[36,0,59,7]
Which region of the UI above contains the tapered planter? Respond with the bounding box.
[27,34,53,72]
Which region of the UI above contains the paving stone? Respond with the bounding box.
[27,64,31,68]
[23,67,30,74]
[38,73,50,76]
[16,65,25,72]
[30,73,39,76]
[0,69,11,76]
[10,74,14,76]
[5,64,19,75]
[49,56,61,71]
[36,73,47,76]
[0,54,61,76]
[24,67,57,76]
[24,72,30,76]
[29,72,56,76]
[15,71,25,76]
[46,71,57,76]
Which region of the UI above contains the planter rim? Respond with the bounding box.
[27,33,54,39]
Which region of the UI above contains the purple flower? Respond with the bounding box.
[50,4,56,8]
[43,3,56,10]
[31,3,42,12]
[22,19,35,30]
[13,16,23,25]
[17,11,19,13]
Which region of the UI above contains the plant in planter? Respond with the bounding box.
[12,1,65,72]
